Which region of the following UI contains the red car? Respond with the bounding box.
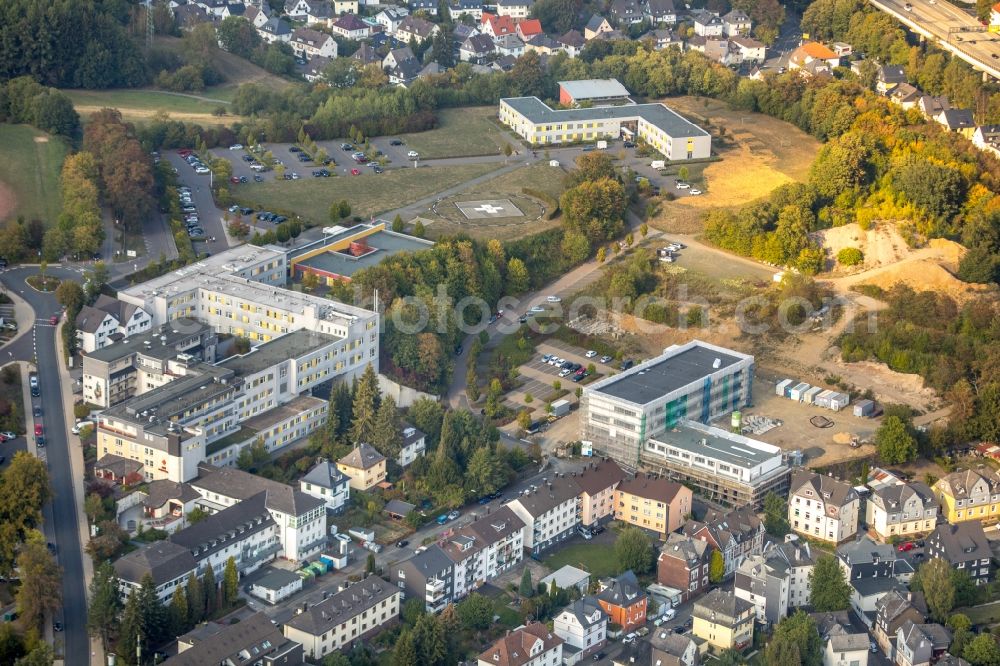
[34,423,43,436]
[178,149,192,157]
[351,168,361,176]
[49,315,59,325]
[229,176,240,184]
[897,542,915,552]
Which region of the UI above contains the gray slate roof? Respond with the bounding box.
[930,522,992,564]
[301,459,349,490]
[283,577,397,635]
[113,540,197,586]
[338,443,386,470]
[163,612,298,665]
[192,465,324,516]
[790,469,858,509]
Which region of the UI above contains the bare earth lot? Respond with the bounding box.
[651,95,821,233]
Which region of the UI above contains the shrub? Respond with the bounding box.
[837,247,864,266]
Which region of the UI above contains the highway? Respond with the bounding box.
[1,266,90,666]
[869,0,1000,79]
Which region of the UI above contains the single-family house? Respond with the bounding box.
[973,124,1000,157]
[382,46,416,70]
[352,42,380,65]
[477,623,563,666]
[926,522,993,586]
[482,12,517,38]
[299,459,350,513]
[496,0,533,18]
[333,0,359,13]
[173,4,218,30]
[734,538,814,626]
[692,10,724,36]
[657,532,711,603]
[890,83,923,110]
[596,571,647,632]
[291,27,338,60]
[304,1,334,25]
[584,14,613,40]
[397,425,426,467]
[245,4,271,29]
[553,597,607,664]
[330,13,370,39]
[645,0,676,24]
[682,507,765,578]
[687,35,730,64]
[258,17,292,43]
[541,566,591,596]
[495,34,526,57]
[692,589,754,651]
[895,622,951,666]
[825,624,871,666]
[336,443,386,491]
[936,108,975,136]
[789,42,841,72]
[837,535,915,583]
[722,9,751,36]
[396,15,439,43]
[876,64,907,94]
[248,569,304,605]
[460,33,497,62]
[285,0,314,19]
[375,6,409,34]
[648,28,681,50]
[516,18,544,41]
[788,469,860,544]
[558,30,586,57]
[873,590,925,660]
[730,36,766,65]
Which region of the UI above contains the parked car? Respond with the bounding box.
[407,150,419,158]
[622,633,637,644]
[448,510,460,520]
[546,295,561,303]
[396,540,409,548]
[599,355,612,363]
[436,514,449,525]
[675,182,690,189]
[373,166,384,174]
[341,143,353,150]
[585,350,597,358]
[229,144,243,150]
[49,315,58,325]
[1,431,16,441]
[529,305,545,313]
[351,168,361,175]
[390,139,404,146]
[689,188,702,195]
[590,525,605,536]
[898,542,915,552]
[36,436,44,447]
[577,526,593,540]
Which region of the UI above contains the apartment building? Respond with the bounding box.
[75,295,152,354]
[283,578,401,660]
[789,470,860,544]
[499,85,710,160]
[657,532,711,603]
[926,522,993,586]
[505,477,583,555]
[553,597,607,664]
[299,459,351,513]
[393,545,455,613]
[866,481,939,542]
[478,623,564,666]
[692,589,754,651]
[580,340,754,469]
[442,507,525,599]
[164,612,304,665]
[933,468,1000,525]
[873,590,924,659]
[614,473,691,539]
[682,507,765,578]
[337,443,387,491]
[82,319,218,408]
[575,458,626,529]
[733,538,814,626]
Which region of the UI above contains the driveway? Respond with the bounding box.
[165,152,232,252]
[0,266,90,665]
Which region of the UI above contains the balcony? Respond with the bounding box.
[426,577,447,602]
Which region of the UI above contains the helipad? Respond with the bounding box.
[456,199,523,220]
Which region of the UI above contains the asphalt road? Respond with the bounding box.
[871,0,1000,77]
[164,152,231,252]
[1,266,89,665]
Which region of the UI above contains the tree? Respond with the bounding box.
[709,549,725,583]
[186,572,204,624]
[516,410,532,432]
[465,447,506,497]
[351,364,380,444]
[203,565,217,618]
[614,526,654,574]
[765,611,823,666]
[520,568,534,597]
[170,585,189,636]
[809,555,851,611]
[392,628,419,666]
[412,613,447,666]
[965,634,1000,666]
[764,492,790,537]
[87,561,121,650]
[372,395,402,461]
[14,643,54,666]
[223,556,239,608]
[876,415,918,465]
[560,178,627,244]
[392,214,405,232]
[506,257,530,293]
[366,553,376,574]
[457,593,494,630]
[15,533,62,631]
[919,558,956,622]
[55,279,85,320]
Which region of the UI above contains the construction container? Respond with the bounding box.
[775,379,793,396]
[551,399,571,417]
[853,399,875,417]
[789,383,811,401]
[814,390,835,409]
[828,392,850,411]
[731,411,741,430]
[803,386,823,404]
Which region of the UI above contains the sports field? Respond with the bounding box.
[233,163,503,222]
[0,125,67,224]
[398,107,511,159]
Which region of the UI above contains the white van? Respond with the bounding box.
[72,420,94,435]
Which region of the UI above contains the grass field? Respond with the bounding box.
[0,125,67,224]
[399,107,510,159]
[542,542,620,579]
[649,95,821,233]
[426,162,569,240]
[233,163,502,222]
[65,89,232,126]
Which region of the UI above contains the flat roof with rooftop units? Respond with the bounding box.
[501,96,711,139]
[218,329,340,376]
[589,341,751,406]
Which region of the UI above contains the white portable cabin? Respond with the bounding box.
[789,383,811,401]
[828,392,850,411]
[775,379,793,396]
[803,386,823,404]
[853,399,875,417]
[814,390,835,409]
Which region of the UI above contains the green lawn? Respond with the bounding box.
[234,163,502,222]
[64,89,228,114]
[960,602,1000,625]
[543,542,620,579]
[399,107,510,159]
[0,124,67,224]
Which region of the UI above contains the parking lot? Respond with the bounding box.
[165,152,230,251]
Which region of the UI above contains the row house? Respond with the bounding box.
[824,621,871,666]
[657,532,711,603]
[895,621,951,666]
[788,470,860,544]
[734,538,814,627]
[682,507,765,578]
[576,458,627,529]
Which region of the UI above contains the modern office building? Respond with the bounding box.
[499,84,711,160]
[581,340,755,470]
